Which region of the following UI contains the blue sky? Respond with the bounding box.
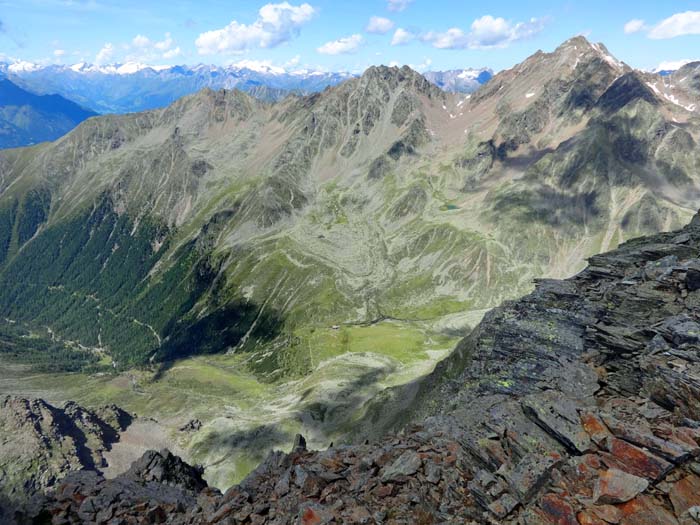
[1,1,699,72]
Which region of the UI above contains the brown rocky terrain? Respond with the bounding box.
[0,397,131,518]
[10,209,700,524]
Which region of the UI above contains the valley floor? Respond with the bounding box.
[0,316,465,489]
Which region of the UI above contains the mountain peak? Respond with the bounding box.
[551,36,625,69]
[357,65,443,99]
[557,34,595,50]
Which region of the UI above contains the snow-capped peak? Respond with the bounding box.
[227,60,286,75]
[8,61,42,73]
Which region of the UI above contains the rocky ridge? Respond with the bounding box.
[17,210,700,524]
[0,396,131,518]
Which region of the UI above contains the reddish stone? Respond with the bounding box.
[537,494,579,525]
[301,507,322,525]
[577,511,608,525]
[603,437,672,481]
[669,474,700,517]
[618,495,679,525]
[672,427,700,449]
[481,439,509,466]
[583,454,603,470]
[319,457,345,471]
[581,412,611,446]
[589,504,622,524]
[374,484,395,498]
[594,469,648,504]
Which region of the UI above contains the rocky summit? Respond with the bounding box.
[12,209,700,524]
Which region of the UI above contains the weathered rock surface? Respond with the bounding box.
[11,212,700,523]
[0,396,132,521]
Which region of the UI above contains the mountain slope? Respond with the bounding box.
[0,77,96,148]
[16,209,700,525]
[0,36,699,488]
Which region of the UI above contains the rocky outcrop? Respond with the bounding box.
[0,397,131,519]
[20,211,700,523]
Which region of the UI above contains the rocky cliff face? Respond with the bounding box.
[0,397,131,518]
[16,211,700,524]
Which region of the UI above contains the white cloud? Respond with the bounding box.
[387,0,412,12]
[623,19,645,34]
[317,34,363,55]
[154,33,174,51]
[53,49,66,57]
[195,2,316,55]
[422,28,468,49]
[409,57,432,72]
[653,58,699,72]
[285,54,301,67]
[423,15,545,49]
[132,34,151,48]
[125,32,180,61]
[648,11,700,39]
[391,28,415,45]
[162,46,182,59]
[95,43,114,65]
[366,16,394,34]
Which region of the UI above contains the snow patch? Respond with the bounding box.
[664,92,696,112]
[646,82,661,95]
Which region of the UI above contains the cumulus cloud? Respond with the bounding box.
[132,34,151,48]
[127,32,180,61]
[317,34,364,55]
[196,2,316,55]
[410,57,432,72]
[285,54,301,67]
[53,49,66,57]
[154,33,175,51]
[387,0,412,12]
[648,11,700,39]
[162,47,182,59]
[366,16,394,34]
[391,28,416,45]
[623,19,645,34]
[423,15,545,49]
[95,43,114,65]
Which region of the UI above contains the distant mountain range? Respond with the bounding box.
[422,68,493,93]
[1,61,493,115]
[0,76,96,149]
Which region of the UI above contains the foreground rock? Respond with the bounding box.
[13,211,700,523]
[0,397,131,518]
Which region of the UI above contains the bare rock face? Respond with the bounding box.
[0,397,131,519]
[16,210,700,524]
